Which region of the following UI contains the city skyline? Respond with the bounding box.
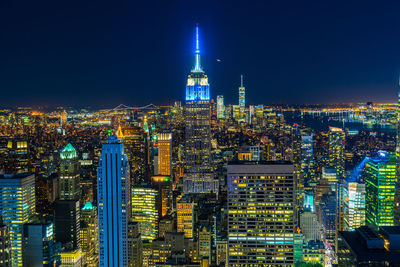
[1,1,400,107]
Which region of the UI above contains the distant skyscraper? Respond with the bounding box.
[131,186,158,241]
[157,133,172,176]
[227,162,295,266]
[328,127,345,179]
[301,135,315,187]
[59,143,80,200]
[216,95,225,119]
[238,75,245,121]
[184,25,215,194]
[365,151,396,229]
[98,136,130,267]
[343,181,365,231]
[0,174,35,267]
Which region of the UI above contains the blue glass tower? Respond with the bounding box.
[98,136,130,267]
[184,25,215,194]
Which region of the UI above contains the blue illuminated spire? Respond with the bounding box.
[193,24,203,72]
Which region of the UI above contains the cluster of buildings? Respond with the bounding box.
[0,25,400,267]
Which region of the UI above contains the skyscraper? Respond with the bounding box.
[301,135,315,188]
[131,186,158,241]
[22,221,61,267]
[343,181,365,231]
[0,218,11,267]
[177,196,195,239]
[0,174,35,267]
[328,127,345,179]
[80,202,99,266]
[365,151,396,229]
[98,136,130,267]
[157,133,172,176]
[59,143,80,200]
[227,162,295,266]
[238,75,245,122]
[216,95,225,119]
[184,25,215,194]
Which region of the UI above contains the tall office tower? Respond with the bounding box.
[177,197,195,239]
[131,186,158,241]
[365,151,396,230]
[98,136,131,267]
[227,162,295,266]
[117,125,147,184]
[0,219,11,267]
[80,202,99,266]
[151,176,171,218]
[157,133,172,176]
[322,167,338,191]
[59,143,80,200]
[198,225,212,262]
[328,127,345,179]
[0,174,35,267]
[396,78,400,226]
[216,95,225,119]
[301,135,315,188]
[238,75,245,121]
[183,25,215,194]
[22,221,61,267]
[343,181,365,231]
[54,200,80,250]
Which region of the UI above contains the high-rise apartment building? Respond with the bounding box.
[365,151,396,229]
[0,174,35,267]
[183,25,215,194]
[328,127,345,179]
[227,162,295,266]
[98,136,130,267]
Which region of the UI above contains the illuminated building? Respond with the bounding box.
[322,167,337,191]
[216,239,227,266]
[300,135,315,188]
[157,133,172,176]
[227,162,295,266]
[117,125,147,184]
[343,181,365,231]
[22,221,61,267]
[302,240,325,265]
[177,197,195,239]
[320,191,336,248]
[198,225,212,262]
[128,222,142,267]
[216,95,225,119]
[131,186,158,241]
[184,25,215,194]
[365,151,396,229]
[98,136,130,267]
[151,175,171,218]
[237,146,260,161]
[59,143,80,201]
[60,249,82,267]
[328,127,345,179]
[158,217,174,239]
[0,220,11,267]
[254,105,264,119]
[300,211,319,242]
[80,202,98,266]
[5,139,29,174]
[0,174,35,267]
[232,105,240,120]
[238,75,245,122]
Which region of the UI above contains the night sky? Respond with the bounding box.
[1,0,400,107]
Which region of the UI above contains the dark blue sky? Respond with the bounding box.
[1,0,400,107]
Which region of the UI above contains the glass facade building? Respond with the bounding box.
[98,136,130,267]
[365,151,396,229]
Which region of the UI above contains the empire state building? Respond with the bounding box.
[183,25,216,194]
